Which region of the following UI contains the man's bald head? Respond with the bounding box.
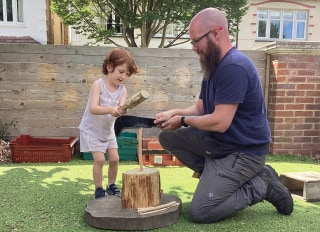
[190,8,228,33]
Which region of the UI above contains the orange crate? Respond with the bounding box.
[9,135,79,163]
[147,140,164,150]
[175,158,184,166]
[142,140,176,166]
[142,137,158,149]
[142,154,176,166]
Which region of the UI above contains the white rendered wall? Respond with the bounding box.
[0,0,47,44]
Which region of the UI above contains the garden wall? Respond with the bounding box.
[264,41,320,156]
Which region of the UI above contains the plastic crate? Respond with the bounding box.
[141,139,184,166]
[82,132,137,161]
[9,135,79,163]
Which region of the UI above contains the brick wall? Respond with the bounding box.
[266,42,320,155]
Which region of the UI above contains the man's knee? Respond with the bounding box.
[189,202,220,223]
[158,130,171,148]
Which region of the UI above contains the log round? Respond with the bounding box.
[122,168,161,209]
[84,194,182,231]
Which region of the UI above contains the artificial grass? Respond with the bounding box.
[0,154,319,232]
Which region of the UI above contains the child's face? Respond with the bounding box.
[108,63,129,84]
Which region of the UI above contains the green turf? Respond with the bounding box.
[0,154,319,232]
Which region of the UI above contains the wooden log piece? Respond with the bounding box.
[120,90,150,110]
[137,127,143,171]
[137,201,179,215]
[121,168,161,209]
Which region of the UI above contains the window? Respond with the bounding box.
[156,21,188,38]
[257,10,306,40]
[0,0,23,23]
[106,12,122,34]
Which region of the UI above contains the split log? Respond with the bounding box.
[120,90,149,110]
[121,168,161,209]
[137,201,179,215]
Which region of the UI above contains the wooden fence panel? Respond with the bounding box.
[0,44,266,139]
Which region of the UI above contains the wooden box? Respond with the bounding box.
[280,172,320,202]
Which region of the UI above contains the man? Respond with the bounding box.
[154,8,293,223]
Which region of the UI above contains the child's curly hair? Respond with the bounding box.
[102,48,138,77]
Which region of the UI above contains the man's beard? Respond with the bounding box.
[199,39,221,80]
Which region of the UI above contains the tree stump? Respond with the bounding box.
[121,168,161,209]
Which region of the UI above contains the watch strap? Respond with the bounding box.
[180,116,188,127]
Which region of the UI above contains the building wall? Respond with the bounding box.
[46,7,69,44]
[70,31,191,49]
[0,0,47,44]
[237,0,320,50]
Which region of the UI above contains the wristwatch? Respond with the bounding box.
[180,116,188,127]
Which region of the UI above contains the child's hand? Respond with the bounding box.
[110,106,127,117]
[117,106,128,116]
[110,107,121,117]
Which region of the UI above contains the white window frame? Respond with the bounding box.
[257,10,307,41]
[0,0,23,24]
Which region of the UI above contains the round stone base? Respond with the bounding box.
[84,194,182,231]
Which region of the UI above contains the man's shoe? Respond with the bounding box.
[94,187,106,199]
[106,183,121,197]
[260,165,293,215]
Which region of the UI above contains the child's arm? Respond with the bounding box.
[89,80,120,116]
[117,87,128,116]
[119,87,127,107]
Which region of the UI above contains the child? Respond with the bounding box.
[79,48,138,199]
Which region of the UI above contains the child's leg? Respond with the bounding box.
[92,151,106,188]
[106,148,119,185]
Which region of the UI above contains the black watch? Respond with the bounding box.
[180,116,188,127]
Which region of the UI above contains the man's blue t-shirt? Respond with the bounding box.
[199,47,271,155]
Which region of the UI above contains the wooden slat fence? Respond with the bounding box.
[0,44,266,139]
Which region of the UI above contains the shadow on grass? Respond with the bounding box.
[0,165,99,231]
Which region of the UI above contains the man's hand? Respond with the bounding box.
[155,115,182,130]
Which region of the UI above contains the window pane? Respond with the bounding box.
[106,13,112,30]
[166,23,174,35]
[283,12,293,20]
[115,15,121,33]
[270,20,280,38]
[270,11,280,19]
[296,12,306,20]
[0,0,3,21]
[296,22,305,39]
[258,20,266,37]
[258,10,268,19]
[283,20,293,39]
[6,0,13,21]
[17,0,23,22]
